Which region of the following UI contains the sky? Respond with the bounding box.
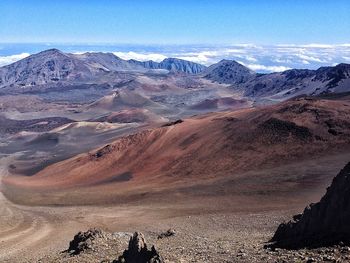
[0,1,350,72]
[1,0,350,44]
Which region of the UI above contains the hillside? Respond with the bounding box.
[238,63,350,99]
[4,96,350,205]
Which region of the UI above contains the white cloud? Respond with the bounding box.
[244,55,257,62]
[273,58,293,64]
[176,50,220,64]
[301,60,310,65]
[177,55,209,64]
[245,64,291,72]
[0,53,30,66]
[300,44,334,49]
[1,43,349,74]
[295,54,324,63]
[112,51,167,62]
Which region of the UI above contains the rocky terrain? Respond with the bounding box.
[1,48,350,262]
[37,217,350,263]
[270,162,350,249]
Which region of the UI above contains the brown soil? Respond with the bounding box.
[1,96,350,262]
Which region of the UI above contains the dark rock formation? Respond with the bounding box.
[114,232,163,263]
[161,119,183,127]
[68,228,108,255]
[269,162,350,249]
[91,144,115,159]
[157,229,176,239]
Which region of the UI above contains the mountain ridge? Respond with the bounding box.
[0,49,207,89]
[1,48,349,101]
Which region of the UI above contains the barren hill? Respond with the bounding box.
[4,96,350,205]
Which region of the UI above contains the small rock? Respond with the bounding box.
[157,229,176,239]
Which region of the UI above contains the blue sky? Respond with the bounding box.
[1,0,349,44]
[1,1,350,72]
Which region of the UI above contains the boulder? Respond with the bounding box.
[269,162,350,249]
[68,228,108,255]
[114,232,163,263]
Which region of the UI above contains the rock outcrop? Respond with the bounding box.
[269,162,350,249]
[114,232,163,263]
[68,228,109,255]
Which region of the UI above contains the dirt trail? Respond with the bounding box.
[0,155,56,262]
[0,154,176,262]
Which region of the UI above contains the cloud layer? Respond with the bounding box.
[112,51,167,62]
[1,44,350,73]
[0,53,30,67]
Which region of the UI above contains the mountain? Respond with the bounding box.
[237,63,350,99]
[0,49,207,90]
[157,58,206,74]
[202,60,350,99]
[270,162,350,249]
[0,49,94,88]
[128,57,206,74]
[1,48,349,100]
[204,59,256,84]
[73,52,145,72]
[127,59,160,71]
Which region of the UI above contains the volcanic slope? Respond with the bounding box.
[3,95,350,205]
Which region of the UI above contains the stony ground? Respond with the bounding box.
[36,212,350,263]
[2,153,350,262]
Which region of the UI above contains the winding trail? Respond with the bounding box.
[0,155,54,262]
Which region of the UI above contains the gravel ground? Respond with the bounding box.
[37,212,350,263]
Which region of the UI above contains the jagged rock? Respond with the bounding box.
[157,229,176,239]
[114,232,163,263]
[68,228,108,255]
[269,162,350,249]
[161,119,183,127]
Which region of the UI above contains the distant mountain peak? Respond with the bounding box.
[158,57,206,74]
[0,48,92,88]
[37,48,66,56]
[204,59,255,84]
[162,57,186,62]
